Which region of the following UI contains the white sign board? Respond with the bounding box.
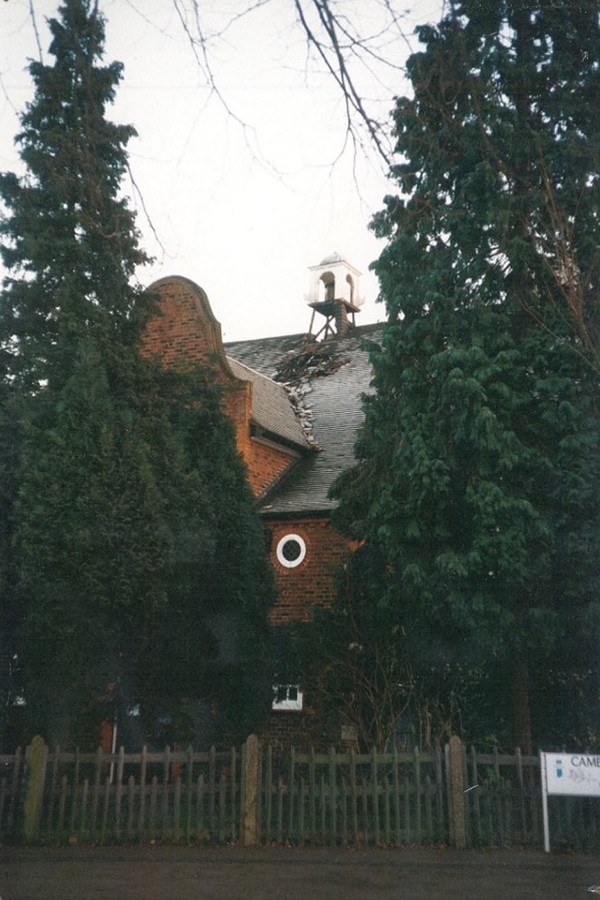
[544,752,600,797]
[540,751,600,852]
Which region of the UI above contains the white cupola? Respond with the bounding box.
[306,253,363,339]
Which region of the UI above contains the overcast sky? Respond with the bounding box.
[1,0,443,341]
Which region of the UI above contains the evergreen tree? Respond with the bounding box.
[0,380,21,750]
[332,0,600,751]
[0,0,149,393]
[0,0,273,749]
[139,386,275,748]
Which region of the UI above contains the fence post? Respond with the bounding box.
[242,734,260,846]
[447,735,466,849]
[23,735,49,842]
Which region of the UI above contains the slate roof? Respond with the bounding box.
[225,323,382,516]
[225,355,308,451]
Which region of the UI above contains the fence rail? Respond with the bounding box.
[1,736,599,850]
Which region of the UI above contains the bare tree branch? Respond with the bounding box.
[28,0,44,64]
[165,0,423,172]
[170,0,289,181]
[125,162,168,268]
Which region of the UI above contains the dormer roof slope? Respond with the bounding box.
[225,355,308,451]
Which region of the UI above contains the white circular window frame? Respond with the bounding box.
[276,534,307,569]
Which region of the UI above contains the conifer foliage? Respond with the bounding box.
[0,0,273,750]
[332,0,600,751]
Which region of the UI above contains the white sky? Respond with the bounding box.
[0,0,443,341]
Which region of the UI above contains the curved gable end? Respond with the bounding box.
[141,275,306,497]
[143,275,232,377]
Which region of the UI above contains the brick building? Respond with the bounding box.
[143,255,380,748]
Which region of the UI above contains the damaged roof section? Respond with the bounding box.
[225,324,382,516]
[273,339,350,383]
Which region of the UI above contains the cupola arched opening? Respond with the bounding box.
[345,274,355,304]
[320,271,335,303]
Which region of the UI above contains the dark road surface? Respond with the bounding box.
[1,845,600,900]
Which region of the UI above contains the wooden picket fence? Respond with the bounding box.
[462,745,541,847]
[1,736,599,849]
[0,740,243,845]
[259,744,445,846]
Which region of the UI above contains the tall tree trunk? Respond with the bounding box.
[513,657,533,754]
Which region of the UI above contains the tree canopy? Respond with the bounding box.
[330,0,600,751]
[0,0,274,750]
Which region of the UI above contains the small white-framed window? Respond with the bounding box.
[272,683,303,711]
[276,534,307,568]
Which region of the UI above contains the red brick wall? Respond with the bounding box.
[142,277,223,367]
[263,517,352,748]
[142,276,297,498]
[142,278,250,430]
[267,517,349,624]
[247,441,298,499]
[143,278,221,366]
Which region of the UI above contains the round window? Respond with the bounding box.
[276,534,307,569]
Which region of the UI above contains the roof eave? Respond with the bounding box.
[260,506,335,521]
[250,424,312,456]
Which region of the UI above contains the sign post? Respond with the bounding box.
[540,751,600,852]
